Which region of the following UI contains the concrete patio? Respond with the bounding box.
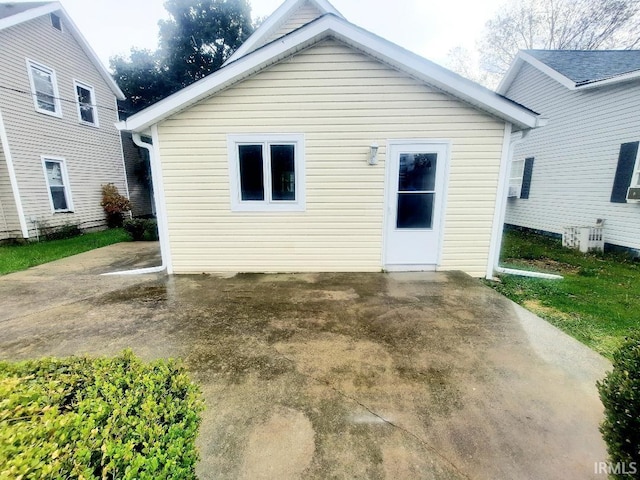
[0,243,611,479]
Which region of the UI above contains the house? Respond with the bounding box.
[118,0,543,278]
[498,50,640,254]
[0,1,130,241]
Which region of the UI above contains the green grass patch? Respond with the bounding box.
[0,229,130,276]
[0,351,203,479]
[488,230,640,358]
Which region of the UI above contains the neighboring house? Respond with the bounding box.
[0,2,129,241]
[118,0,543,278]
[498,50,640,254]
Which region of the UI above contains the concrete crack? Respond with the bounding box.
[272,345,472,480]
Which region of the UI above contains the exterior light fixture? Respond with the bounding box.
[369,143,379,165]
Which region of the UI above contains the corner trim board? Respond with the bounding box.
[0,108,29,238]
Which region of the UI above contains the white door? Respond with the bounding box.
[384,142,449,270]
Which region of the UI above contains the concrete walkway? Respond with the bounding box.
[0,245,611,479]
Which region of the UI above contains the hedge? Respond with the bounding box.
[0,351,203,479]
[597,335,640,479]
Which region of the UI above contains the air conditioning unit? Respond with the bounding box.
[627,187,640,202]
[507,185,520,198]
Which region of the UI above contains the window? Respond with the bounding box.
[74,81,98,126]
[26,60,61,116]
[508,157,534,199]
[50,13,62,31]
[228,134,305,211]
[611,142,640,203]
[42,158,73,212]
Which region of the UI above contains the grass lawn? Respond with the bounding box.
[0,228,130,276]
[489,229,640,359]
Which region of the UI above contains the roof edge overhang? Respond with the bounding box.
[498,50,640,94]
[119,15,542,133]
[223,0,343,66]
[0,1,125,100]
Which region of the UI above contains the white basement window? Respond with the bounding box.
[42,157,73,212]
[26,60,62,117]
[74,81,98,126]
[227,134,305,212]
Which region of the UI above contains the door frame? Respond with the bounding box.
[382,139,451,271]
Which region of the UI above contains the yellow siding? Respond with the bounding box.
[157,40,506,277]
[0,15,127,235]
[261,1,324,47]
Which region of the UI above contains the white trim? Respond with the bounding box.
[140,127,173,274]
[223,0,343,66]
[0,2,125,100]
[227,133,306,212]
[495,266,562,280]
[102,265,166,276]
[41,156,74,213]
[0,108,29,238]
[119,15,541,133]
[486,123,514,279]
[578,69,640,90]
[26,59,62,118]
[73,80,99,127]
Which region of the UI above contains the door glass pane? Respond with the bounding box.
[270,144,295,201]
[238,145,264,201]
[398,153,437,191]
[397,193,434,229]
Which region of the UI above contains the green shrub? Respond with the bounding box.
[43,223,82,241]
[101,184,131,228]
[123,218,158,241]
[597,335,640,478]
[0,351,203,479]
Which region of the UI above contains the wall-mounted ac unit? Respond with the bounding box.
[507,186,520,198]
[627,187,640,202]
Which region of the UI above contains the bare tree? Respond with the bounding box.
[448,0,640,88]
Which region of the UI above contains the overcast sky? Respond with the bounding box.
[44,0,505,69]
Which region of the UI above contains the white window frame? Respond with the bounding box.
[508,158,525,198]
[631,148,640,188]
[42,156,74,213]
[73,80,99,127]
[26,59,62,117]
[227,134,306,212]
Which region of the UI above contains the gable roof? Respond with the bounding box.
[498,49,640,94]
[223,0,343,66]
[0,1,125,100]
[119,14,542,133]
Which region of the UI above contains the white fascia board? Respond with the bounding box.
[500,51,576,93]
[0,2,125,100]
[577,69,640,90]
[496,57,524,95]
[122,15,540,133]
[223,0,343,66]
[0,2,60,31]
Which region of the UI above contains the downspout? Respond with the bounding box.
[488,123,562,281]
[102,131,168,275]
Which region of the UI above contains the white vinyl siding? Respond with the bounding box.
[504,63,640,251]
[0,15,127,236]
[156,40,506,277]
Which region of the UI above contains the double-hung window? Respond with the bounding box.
[42,157,73,212]
[74,81,98,126]
[228,134,305,211]
[508,159,525,197]
[27,60,61,116]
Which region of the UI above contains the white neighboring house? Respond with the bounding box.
[499,50,640,254]
[0,1,129,240]
[118,0,544,278]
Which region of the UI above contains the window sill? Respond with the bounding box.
[78,121,99,128]
[35,108,62,118]
[53,210,74,214]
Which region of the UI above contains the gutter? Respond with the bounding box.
[102,131,170,276]
[487,123,562,281]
